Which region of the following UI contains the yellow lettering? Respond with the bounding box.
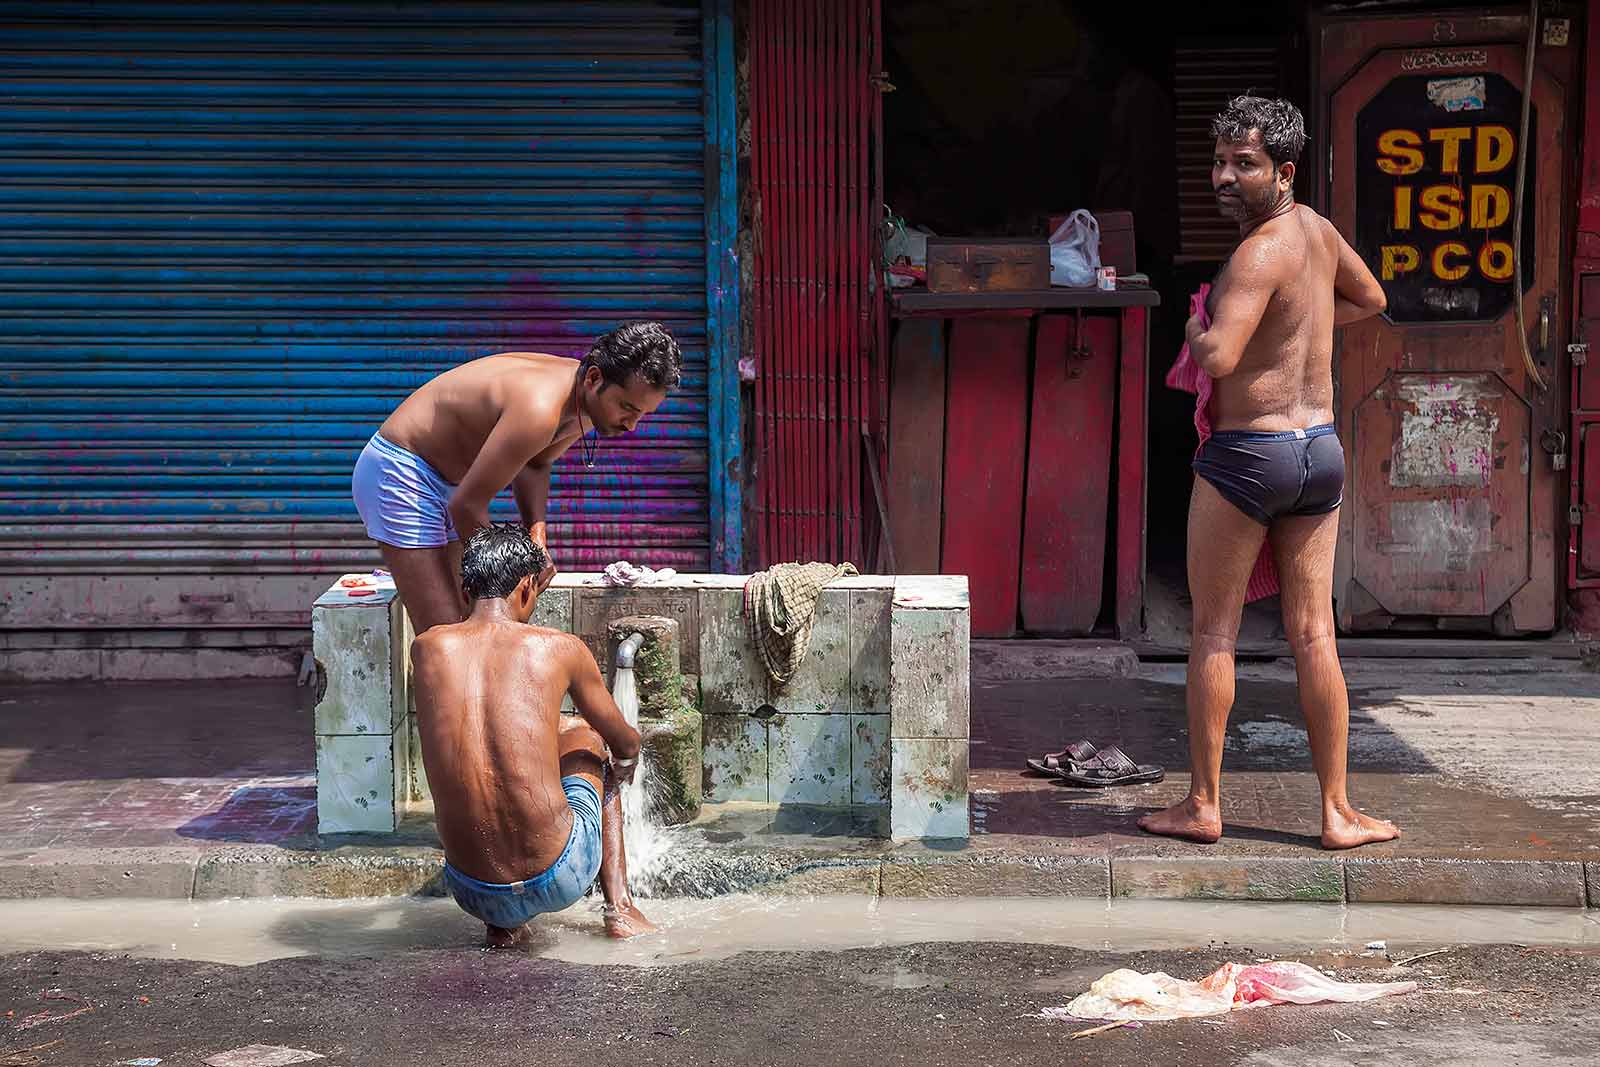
[1470,184,1511,229]
[1475,125,1515,174]
[1377,129,1424,176]
[1429,127,1473,174]
[1381,244,1421,280]
[1432,242,1471,281]
[1479,240,1515,281]
[1418,185,1465,230]
[1393,186,1414,230]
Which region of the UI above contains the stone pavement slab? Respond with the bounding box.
[1,658,1597,905]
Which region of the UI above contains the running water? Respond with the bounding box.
[609,665,676,892]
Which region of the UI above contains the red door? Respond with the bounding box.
[1319,14,1575,634]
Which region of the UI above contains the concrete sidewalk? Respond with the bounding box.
[1,656,1597,905]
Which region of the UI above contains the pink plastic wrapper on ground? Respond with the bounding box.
[1064,961,1418,1021]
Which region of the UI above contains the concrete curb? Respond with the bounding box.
[1,846,1596,907]
[970,641,1139,681]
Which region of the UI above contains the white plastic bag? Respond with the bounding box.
[883,206,933,288]
[1048,209,1101,287]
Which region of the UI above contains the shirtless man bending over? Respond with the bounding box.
[352,321,682,634]
[1138,96,1400,850]
[413,522,657,944]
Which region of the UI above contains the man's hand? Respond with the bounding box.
[609,752,640,786]
[1185,311,1207,349]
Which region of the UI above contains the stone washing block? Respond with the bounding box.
[573,587,700,673]
[890,738,969,840]
[317,733,399,834]
[767,588,850,714]
[849,588,891,716]
[699,587,769,717]
[851,713,891,805]
[642,705,703,825]
[888,606,970,739]
[312,576,407,737]
[767,713,851,806]
[702,712,767,803]
[531,586,573,633]
[892,574,970,610]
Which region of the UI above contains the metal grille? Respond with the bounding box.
[0,0,718,617]
[748,0,877,566]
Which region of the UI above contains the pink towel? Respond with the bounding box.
[1167,283,1279,602]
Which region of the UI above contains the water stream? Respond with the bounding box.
[610,664,676,892]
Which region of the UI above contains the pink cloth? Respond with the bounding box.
[1062,960,1418,1022]
[1167,283,1279,602]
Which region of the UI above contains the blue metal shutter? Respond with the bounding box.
[0,0,717,628]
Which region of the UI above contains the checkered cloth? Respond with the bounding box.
[743,562,858,685]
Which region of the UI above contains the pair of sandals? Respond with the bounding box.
[1026,739,1164,787]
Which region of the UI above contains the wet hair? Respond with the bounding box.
[583,320,683,392]
[459,522,549,601]
[1211,95,1307,168]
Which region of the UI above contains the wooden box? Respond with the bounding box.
[926,237,1049,293]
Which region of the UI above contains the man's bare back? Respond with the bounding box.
[410,523,655,942]
[413,618,603,882]
[379,352,579,488]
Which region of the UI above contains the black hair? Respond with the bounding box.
[583,320,683,391]
[459,522,549,601]
[1211,95,1307,168]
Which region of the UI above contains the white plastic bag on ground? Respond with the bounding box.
[1063,961,1418,1022]
[1048,209,1101,287]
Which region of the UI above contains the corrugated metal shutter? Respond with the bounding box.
[1174,42,1283,263]
[0,0,717,630]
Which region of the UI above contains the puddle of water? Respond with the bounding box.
[0,896,1595,970]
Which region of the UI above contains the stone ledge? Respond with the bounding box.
[1112,855,1344,902]
[1346,857,1588,907]
[971,640,1139,681]
[1587,862,1600,909]
[0,847,201,899]
[880,851,1108,898]
[193,845,447,900]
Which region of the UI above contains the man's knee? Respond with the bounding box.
[1282,616,1335,655]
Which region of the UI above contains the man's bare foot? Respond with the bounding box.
[603,902,659,940]
[1137,796,1223,843]
[1321,805,1400,850]
[485,923,533,949]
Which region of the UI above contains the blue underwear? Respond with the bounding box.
[442,775,603,930]
[350,432,459,549]
[1192,424,1345,526]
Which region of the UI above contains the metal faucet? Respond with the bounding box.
[615,632,645,670]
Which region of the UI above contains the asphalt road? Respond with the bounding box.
[5,940,1598,1066]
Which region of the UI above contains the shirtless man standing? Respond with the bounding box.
[413,522,656,944]
[352,321,682,634]
[1138,96,1400,850]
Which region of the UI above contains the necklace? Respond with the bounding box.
[575,393,598,469]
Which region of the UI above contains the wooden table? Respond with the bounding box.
[887,285,1159,638]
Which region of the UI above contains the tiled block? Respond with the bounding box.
[316,733,399,834]
[892,575,969,610]
[1112,856,1345,902]
[703,712,767,803]
[699,588,769,717]
[769,588,849,713]
[889,738,969,840]
[768,713,851,805]
[1346,858,1586,907]
[851,714,891,805]
[312,579,406,736]
[573,587,700,673]
[531,587,573,632]
[849,589,891,715]
[888,607,970,739]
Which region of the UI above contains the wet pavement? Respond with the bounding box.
[1,655,1597,905]
[3,897,1599,1066]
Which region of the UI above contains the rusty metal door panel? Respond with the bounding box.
[1320,13,1574,634]
[1581,420,1600,581]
